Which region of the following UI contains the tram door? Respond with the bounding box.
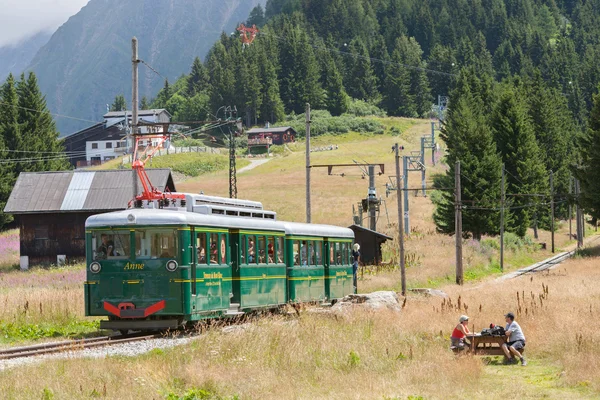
[190,228,197,295]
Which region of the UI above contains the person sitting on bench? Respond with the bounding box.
[501,312,527,366]
[450,315,471,351]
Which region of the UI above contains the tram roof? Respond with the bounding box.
[85,209,354,239]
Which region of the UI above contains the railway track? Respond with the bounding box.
[0,332,161,361]
[505,235,600,280]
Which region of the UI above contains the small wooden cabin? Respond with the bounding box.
[246,126,297,145]
[3,169,175,267]
[348,225,392,265]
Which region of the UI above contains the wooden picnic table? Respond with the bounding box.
[467,334,507,356]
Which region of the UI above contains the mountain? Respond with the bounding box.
[25,0,264,135]
[0,31,52,81]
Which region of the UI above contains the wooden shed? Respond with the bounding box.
[3,169,175,267]
[348,225,393,265]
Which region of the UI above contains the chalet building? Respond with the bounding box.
[246,126,297,145]
[348,225,392,265]
[62,109,172,168]
[3,169,175,268]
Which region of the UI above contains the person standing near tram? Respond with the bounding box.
[352,243,361,291]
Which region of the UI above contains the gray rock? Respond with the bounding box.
[332,291,401,313]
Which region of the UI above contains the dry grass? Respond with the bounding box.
[0,266,97,345]
[2,252,599,399]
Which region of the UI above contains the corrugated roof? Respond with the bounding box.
[246,126,294,134]
[4,169,175,214]
[61,171,95,210]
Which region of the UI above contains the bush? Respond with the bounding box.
[346,99,387,117]
[283,109,385,138]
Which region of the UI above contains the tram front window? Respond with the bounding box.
[92,231,130,260]
[135,229,178,259]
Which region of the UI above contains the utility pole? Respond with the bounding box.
[550,170,555,253]
[229,128,237,199]
[403,156,410,234]
[131,37,139,200]
[395,144,406,296]
[500,163,505,271]
[576,178,583,248]
[455,161,463,285]
[569,177,573,239]
[368,165,377,231]
[305,103,311,223]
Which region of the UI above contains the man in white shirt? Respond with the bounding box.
[501,312,527,366]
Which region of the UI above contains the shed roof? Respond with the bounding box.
[246,126,295,134]
[4,169,175,214]
[348,225,393,240]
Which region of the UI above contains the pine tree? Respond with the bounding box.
[187,57,210,97]
[258,50,285,123]
[524,71,574,218]
[0,74,21,153]
[247,4,266,27]
[345,38,378,101]
[0,75,18,228]
[491,86,548,237]
[576,88,600,221]
[16,72,69,173]
[433,69,502,240]
[322,53,349,116]
[140,96,150,110]
[110,94,127,111]
[278,23,323,113]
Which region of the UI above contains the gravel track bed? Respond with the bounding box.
[0,336,194,371]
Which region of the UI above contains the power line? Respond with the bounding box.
[0,101,101,124]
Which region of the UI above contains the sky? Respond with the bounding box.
[0,0,89,47]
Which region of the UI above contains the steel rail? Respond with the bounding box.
[0,333,160,361]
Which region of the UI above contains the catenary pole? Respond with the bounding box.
[550,170,555,253]
[395,144,406,296]
[132,37,139,201]
[569,177,573,239]
[500,163,505,271]
[305,103,311,223]
[455,161,463,285]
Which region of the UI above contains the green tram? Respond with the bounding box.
[84,195,355,331]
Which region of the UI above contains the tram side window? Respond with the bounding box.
[258,236,266,263]
[93,231,130,260]
[342,243,349,265]
[293,241,301,266]
[267,236,275,263]
[276,237,284,263]
[241,236,247,264]
[247,235,257,264]
[209,233,218,264]
[300,240,309,266]
[330,243,334,264]
[196,233,207,264]
[309,242,316,266]
[335,243,342,265]
[315,242,322,265]
[220,235,227,264]
[135,229,178,259]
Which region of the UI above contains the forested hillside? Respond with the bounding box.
[145,0,600,238]
[151,0,596,124]
[25,0,264,135]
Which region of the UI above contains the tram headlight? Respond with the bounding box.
[89,262,101,274]
[166,260,178,272]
